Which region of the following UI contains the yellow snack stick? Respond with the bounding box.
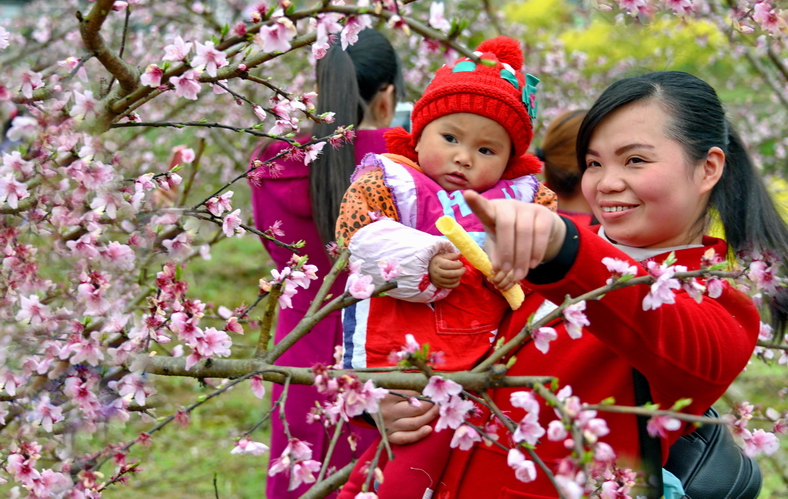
[435,215,524,310]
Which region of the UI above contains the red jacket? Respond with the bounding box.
[435,225,760,499]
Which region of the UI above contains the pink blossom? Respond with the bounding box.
[602,256,637,283]
[451,425,481,450]
[642,261,680,310]
[513,412,545,445]
[0,26,9,51]
[378,258,402,281]
[15,294,51,325]
[30,468,70,497]
[507,448,537,483]
[706,277,724,298]
[19,69,44,99]
[0,173,30,208]
[304,141,326,165]
[193,327,233,357]
[510,391,540,414]
[618,0,648,16]
[429,2,452,32]
[163,36,193,61]
[533,326,558,354]
[180,148,195,163]
[2,151,35,177]
[253,105,267,121]
[191,41,229,77]
[759,321,774,341]
[423,375,463,404]
[288,459,322,490]
[646,415,681,438]
[170,69,202,100]
[103,241,136,271]
[28,394,64,432]
[225,316,244,334]
[231,436,269,455]
[65,332,105,365]
[110,372,152,406]
[388,333,422,363]
[435,395,474,431]
[222,209,245,237]
[563,301,590,339]
[71,90,99,120]
[206,191,234,216]
[742,428,780,457]
[340,379,388,418]
[594,441,616,463]
[140,64,164,87]
[162,231,193,259]
[313,14,343,59]
[340,15,372,50]
[347,273,375,300]
[547,420,568,441]
[277,281,299,309]
[748,260,781,295]
[6,116,38,142]
[250,375,265,399]
[6,453,40,486]
[256,17,297,53]
[663,0,695,15]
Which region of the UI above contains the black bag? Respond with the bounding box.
[633,369,762,499]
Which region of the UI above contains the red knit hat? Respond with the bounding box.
[385,36,542,179]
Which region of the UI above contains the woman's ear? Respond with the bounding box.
[700,146,725,194]
[369,84,396,128]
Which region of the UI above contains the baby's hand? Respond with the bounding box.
[429,253,466,289]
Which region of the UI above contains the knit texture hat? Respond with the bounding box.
[385,36,542,179]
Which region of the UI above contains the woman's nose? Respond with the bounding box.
[597,168,625,192]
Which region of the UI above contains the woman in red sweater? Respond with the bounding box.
[368,71,788,499]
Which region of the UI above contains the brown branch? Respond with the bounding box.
[77,0,139,98]
[127,354,553,392]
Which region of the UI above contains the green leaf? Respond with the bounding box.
[598,397,616,405]
[505,355,517,368]
[671,398,693,411]
[221,24,230,37]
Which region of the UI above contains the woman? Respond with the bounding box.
[373,71,788,498]
[247,28,404,499]
[536,109,595,226]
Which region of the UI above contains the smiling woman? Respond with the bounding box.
[376,71,788,499]
[581,100,724,249]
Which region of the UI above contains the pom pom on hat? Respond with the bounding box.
[387,36,540,179]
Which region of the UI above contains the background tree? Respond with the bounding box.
[0,0,787,498]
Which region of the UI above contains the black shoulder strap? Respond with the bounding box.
[632,368,665,499]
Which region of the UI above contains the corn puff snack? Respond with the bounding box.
[435,215,525,310]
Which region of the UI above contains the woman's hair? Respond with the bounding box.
[576,71,788,339]
[538,110,587,197]
[310,28,405,245]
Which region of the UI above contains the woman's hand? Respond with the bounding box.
[464,191,567,284]
[378,390,439,445]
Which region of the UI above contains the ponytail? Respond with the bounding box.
[711,126,788,340]
[310,29,403,246]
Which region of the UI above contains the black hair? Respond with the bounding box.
[576,71,788,340]
[310,28,405,246]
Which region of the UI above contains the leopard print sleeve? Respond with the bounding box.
[533,183,558,212]
[335,168,400,247]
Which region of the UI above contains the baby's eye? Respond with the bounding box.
[479,147,494,155]
[442,134,457,143]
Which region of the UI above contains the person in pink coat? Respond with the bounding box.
[248,28,404,499]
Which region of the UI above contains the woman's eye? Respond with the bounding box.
[628,157,645,164]
[442,134,457,143]
[586,160,601,168]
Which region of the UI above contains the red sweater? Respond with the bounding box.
[435,225,760,499]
